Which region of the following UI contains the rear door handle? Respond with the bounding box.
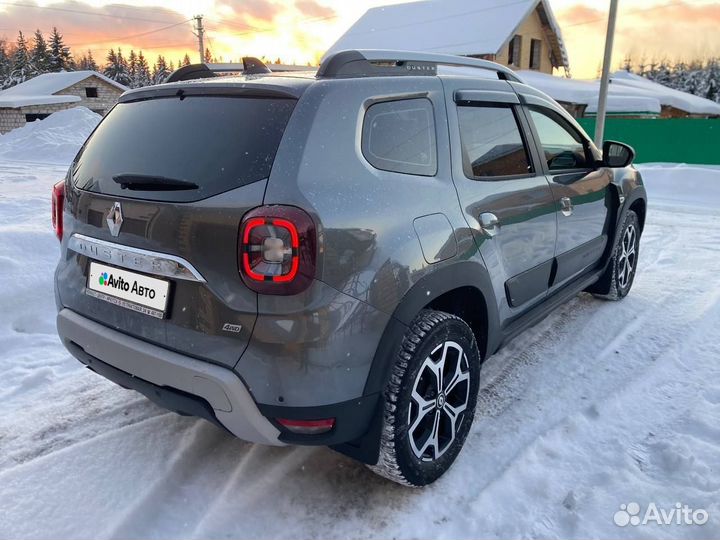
[560,197,573,217]
[479,212,499,237]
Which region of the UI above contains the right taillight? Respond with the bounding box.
[239,206,317,295]
[51,180,65,242]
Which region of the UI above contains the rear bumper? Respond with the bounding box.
[57,308,283,446]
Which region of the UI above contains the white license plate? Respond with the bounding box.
[87,262,170,318]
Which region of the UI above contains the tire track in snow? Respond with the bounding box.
[456,265,720,538]
[452,207,719,518]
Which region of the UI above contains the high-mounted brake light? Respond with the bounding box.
[51,180,65,241]
[239,206,317,295]
[276,417,335,435]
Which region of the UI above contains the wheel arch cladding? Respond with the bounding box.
[629,197,646,232]
[363,260,499,397]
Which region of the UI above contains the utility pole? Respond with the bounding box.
[193,15,205,64]
[594,0,619,147]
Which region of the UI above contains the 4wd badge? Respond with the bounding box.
[222,323,242,334]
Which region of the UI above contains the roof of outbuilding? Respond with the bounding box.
[0,71,128,108]
[324,0,569,70]
[610,71,720,116]
[518,70,720,116]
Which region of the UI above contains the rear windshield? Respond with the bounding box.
[72,95,296,202]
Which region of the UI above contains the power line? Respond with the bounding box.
[563,0,682,28]
[0,1,181,25]
[67,20,192,48]
[209,13,338,36]
[81,41,196,54]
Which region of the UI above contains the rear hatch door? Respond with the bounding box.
[56,90,297,368]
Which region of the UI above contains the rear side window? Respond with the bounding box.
[457,105,533,179]
[72,96,296,202]
[362,98,437,176]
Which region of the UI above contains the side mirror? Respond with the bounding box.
[602,140,635,168]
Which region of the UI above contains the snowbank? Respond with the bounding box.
[638,163,720,209]
[0,107,101,164]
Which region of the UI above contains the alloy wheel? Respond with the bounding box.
[618,223,637,289]
[408,340,471,461]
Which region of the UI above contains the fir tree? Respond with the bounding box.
[7,31,32,88]
[640,57,720,105]
[78,50,98,71]
[704,58,720,102]
[653,59,673,87]
[182,53,191,67]
[104,47,131,86]
[48,27,73,72]
[204,47,213,63]
[128,49,138,87]
[152,55,169,84]
[30,29,50,74]
[0,39,9,86]
[135,51,152,87]
[620,55,633,73]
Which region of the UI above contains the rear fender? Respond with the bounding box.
[364,260,499,397]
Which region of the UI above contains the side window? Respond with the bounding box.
[529,108,590,170]
[362,98,437,176]
[530,39,542,70]
[457,105,533,179]
[508,35,522,67]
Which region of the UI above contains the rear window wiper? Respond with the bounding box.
[112,174,199,191]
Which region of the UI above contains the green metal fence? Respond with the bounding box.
[576,118,720,165]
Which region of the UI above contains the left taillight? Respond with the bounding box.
[51,180,65,242]
[238,205,317,295]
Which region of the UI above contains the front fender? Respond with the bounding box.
[609,166,647,251]
[588,167,647,295]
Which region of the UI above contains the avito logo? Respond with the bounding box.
[99,271,157,300]
[100,273,131,292]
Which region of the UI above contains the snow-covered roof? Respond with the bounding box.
[518,70,662,114]
[0,71,128,108]
[518,70,720,116]
[610,71,720,116]
[324,0,569,69]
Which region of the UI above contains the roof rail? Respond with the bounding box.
[317,50,522,83]
[165,57,271,83]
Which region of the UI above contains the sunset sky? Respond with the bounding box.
[1,0,719,79]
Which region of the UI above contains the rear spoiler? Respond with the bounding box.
[166,57,271,83]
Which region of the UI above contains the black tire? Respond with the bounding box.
[593,210,640,301]
[368,309,480,486]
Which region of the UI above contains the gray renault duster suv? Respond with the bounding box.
[53,50,647,486]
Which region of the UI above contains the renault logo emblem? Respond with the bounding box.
[106,202,123,237]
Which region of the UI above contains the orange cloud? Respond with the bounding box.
[218,0,282,23]
[556,1,720,78]
[556,4,604,26]
[295,0,335,19]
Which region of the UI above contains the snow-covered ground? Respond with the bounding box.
[0,110,719,539]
